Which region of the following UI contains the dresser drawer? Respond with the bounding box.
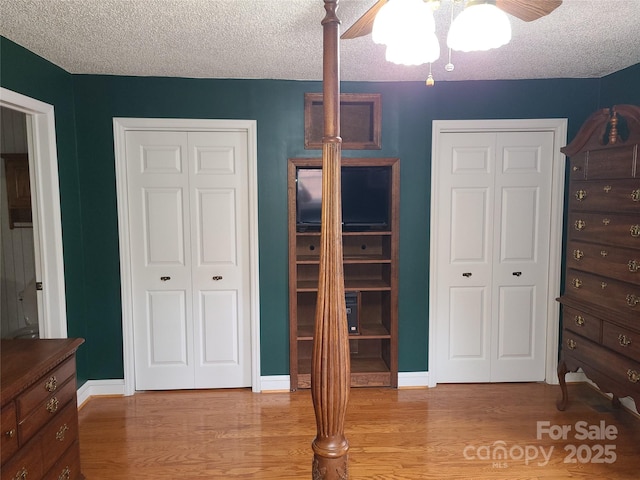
[43,440,81,480]
[18,378,76,446]
[568,212,640,248]
[565,269,640,315]
[17,356,76,419]
[0,434,43,480]
[567,240,640,285]
[1,401,18,464]
[563,330,640,395]
[562,306,602,342]
[602,322,640,362]
[569,179,640,213]
[40,400,79,474]
[579,145,638,180]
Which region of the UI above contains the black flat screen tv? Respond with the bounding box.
[296,166,390,231]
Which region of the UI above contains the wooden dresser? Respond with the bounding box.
[557,104,640,410]
[1,338,85,480]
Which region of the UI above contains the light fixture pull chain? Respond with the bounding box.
[426,63,435,86]
[445,0,455,72]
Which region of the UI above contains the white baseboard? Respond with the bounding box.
[77,379,125,407]
[259,375,291,392]
[259,372,431,391]
[565,371,588,383]
[398,371,429,388]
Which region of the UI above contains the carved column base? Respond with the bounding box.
[312,454,349,480]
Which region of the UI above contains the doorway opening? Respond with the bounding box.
[0,87,67,339]
[1,107,39,338]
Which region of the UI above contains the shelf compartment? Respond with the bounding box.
[296,292,317,339]
[359,291,392,335]
[297,263,391,290]
[296,339,392,389]
[297,323,390,340]
[297,279,391,291]
[296,233,391,263]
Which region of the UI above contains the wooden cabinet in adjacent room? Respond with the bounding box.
[288,157,399,390]
[1,338,85,480]
[557,104,640,411]
[1,153,32,228]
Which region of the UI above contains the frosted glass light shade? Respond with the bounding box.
[373,0,440,65]
[447,2,512,52]
[385,32,440,66]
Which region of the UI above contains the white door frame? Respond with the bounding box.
[429,118,567,387]
[113,118,261,395]
[0,87,67,339]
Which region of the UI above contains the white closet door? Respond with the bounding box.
[126,131,195,389]
[436,132,496,382]
[435,130,554,382]
[491,131,554,381]
[126,130,251,390]
[188,131,251,388]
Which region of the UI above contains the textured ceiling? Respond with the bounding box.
[1,0,639,83]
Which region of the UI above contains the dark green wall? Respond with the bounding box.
[2,36,637,383]
[599,63,640,107]
[0,37,89,383]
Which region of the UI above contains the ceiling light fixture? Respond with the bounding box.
[372,0,440,66]
[447,0,512,52]
[371,0,512,79]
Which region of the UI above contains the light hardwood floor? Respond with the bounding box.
[78,382,639,479]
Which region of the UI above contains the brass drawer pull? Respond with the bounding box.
[46,396,59,413]
[571,278,582,289]
[55,423,69,441]
[575,189,587,201]
[618,334,632,347]
[627,294,639,307]
[572,165,581,172]
[14,467,28,480]
[575,315,585,327]
[45,375,57,392]
[631,225,640,238]
[5,428,16,438]
[603,185,612,193]
[567,339,577,350]
[629,260,639,273]
[572,249,583,260]
[574,219,586,231]
[632,189,640,202]
[601,282,608,289]
[600,250,608,257]
[627,369,640,383]
[58,466,71,480]
[602,218,610,225]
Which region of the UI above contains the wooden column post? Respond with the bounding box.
[311,1,350,479]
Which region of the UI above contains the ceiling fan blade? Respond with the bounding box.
[341,0,388,40]
[496,0,562,22]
